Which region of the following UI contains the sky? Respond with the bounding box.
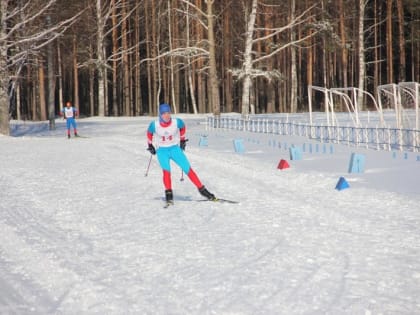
[1,113,419,315]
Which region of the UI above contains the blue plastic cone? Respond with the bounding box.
[199,135,208,147]
[335,176,350,191]
[233,139,245,153]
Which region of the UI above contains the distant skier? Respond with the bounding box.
[146,103,216,205]
[61,101,78,138]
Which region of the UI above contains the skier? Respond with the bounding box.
[146,103,216,205]
[61,101,78,138]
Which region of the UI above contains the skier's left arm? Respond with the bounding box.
[177,119,186,140]
[177,119,188,150]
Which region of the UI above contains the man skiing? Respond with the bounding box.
[146,103,216,205]
[61,101,78,138]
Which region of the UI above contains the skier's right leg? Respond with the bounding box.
[71,119,78,136]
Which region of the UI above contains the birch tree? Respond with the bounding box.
[290,0,297,113]
[239,0,258,117]
[0,0,10,135]
[396,0,406,82]
[95,0,107,116]
[357,0,366,110]
[185,1,199,114]
[47,16,56,130]
[91,0,138,116]
[168,0,220,114]
[235,0,317,117]
[139,0,220,114]
[338,0,348,89]
[386,0,393,83]
[205,0,220,116]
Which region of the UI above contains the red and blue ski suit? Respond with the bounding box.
[61,104,78,136]
[147,117,203,190]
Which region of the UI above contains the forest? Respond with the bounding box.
[0,0,419,135]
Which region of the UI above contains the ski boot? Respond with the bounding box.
[198,186,216,201]
[165,189,174,205]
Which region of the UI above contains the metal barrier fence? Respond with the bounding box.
[207,116,420,152]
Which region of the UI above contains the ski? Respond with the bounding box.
[198,198,239,204]
[163,201,174,208]
[67,135,88,139]
[161,198,238,207]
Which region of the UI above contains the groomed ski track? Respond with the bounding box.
[1,116,419,314]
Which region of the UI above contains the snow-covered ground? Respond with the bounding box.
[1,114,419,315]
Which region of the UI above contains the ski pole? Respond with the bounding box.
[144,154,153,177]
[180,169,184,181]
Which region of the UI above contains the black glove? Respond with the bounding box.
[180,139,188,151]
[147,143,156,155]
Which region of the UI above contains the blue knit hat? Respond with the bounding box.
[159,103,171,115]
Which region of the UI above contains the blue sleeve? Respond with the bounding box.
[147,121,156,134]
[176,118,185,129]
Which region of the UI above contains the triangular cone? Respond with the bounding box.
[277,159,290,170]
[335,176,350,191]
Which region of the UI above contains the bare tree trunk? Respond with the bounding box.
[206,0,220,116]
[97,0,106,116]
[151,0,159,114]
[122,0,130,115]
[307,25,313,112]
[32,69,37,120]
[386,0,394,83]
[373,0,380,90]
[167,0,177,113]
[111,0,118,116]
[264,4,274,113]
[162,57,168,102]
[195,0,205,113]
[16,84,21,120]
[321,0,327,93]
[410,11,419,81]
[155,5,162,112]
[223,2,233,113]
[89,46,95,116]
[290,0,297,113]
[47,16,56,130]
[171,2,180,112]
[145,0,153,115]
[57,42,64,113]
[134,3,142,115]
[73,36,79,111]
[38,57,47,121]
[396,0,405,82]
[185,1,198,114]
[0,0,10,134]
[357,0,365,111]
[197,70,205,113]
[266,82,275,113]
[241,0,258,117]
[339,0,348,88]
